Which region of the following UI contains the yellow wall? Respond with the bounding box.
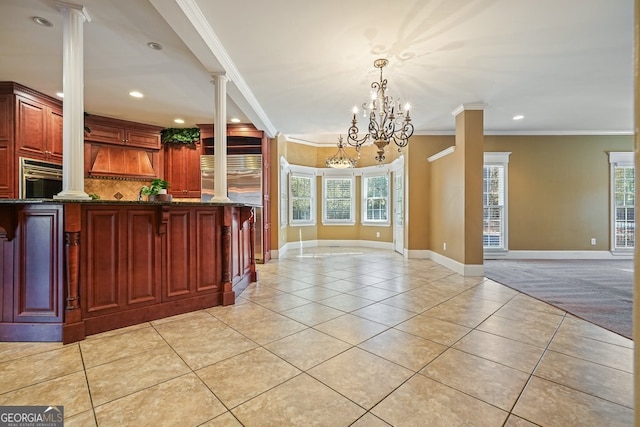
[405,135,454,250]
[485,135,633,250]
[270,133,633,256]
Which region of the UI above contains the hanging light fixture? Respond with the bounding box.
[346,58,414,164]
[325,135,357,169]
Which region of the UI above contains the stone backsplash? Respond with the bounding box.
[84,177,201,202]
[84,177,151,201]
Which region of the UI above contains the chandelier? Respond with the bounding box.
[346,58,414,164]
[325,135,357,168]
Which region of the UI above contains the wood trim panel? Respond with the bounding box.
[15,206,63,323]
[83,208,121,315]
[126,209,160,306]
[195,209,219,292]
[164,209,192,298]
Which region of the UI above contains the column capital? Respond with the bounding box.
[451,103,487,117]
[210,72,229,83]
[55,1,92,22]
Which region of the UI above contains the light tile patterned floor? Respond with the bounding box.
[0,247,634,426]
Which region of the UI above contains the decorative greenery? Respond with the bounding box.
[88,193,100,200]
[161,128,200,145]
[140,178,170,196]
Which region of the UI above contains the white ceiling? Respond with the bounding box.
[0,0,634,145]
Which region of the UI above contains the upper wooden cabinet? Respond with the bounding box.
[85,115,162,150]
[15,92,63,163]
[164,143,202,198]
[0,82,64,198]
[0,94,14,198]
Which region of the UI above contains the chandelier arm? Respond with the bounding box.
[346,58,414,164]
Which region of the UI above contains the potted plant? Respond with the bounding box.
[140,178,171,201]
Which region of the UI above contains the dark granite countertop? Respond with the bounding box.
[0,198,256,207]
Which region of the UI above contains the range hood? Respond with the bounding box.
[87,145,156,178]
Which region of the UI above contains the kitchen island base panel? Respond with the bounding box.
[0,201,256,343]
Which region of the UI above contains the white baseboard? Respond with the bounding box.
[493,250,633,260]
[429,250,484,276]
[272,245,625,275]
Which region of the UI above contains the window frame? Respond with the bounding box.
[483,152,511,256]
[609,152,635,253]
[322,175,355,225]
[289,172,316,226]
[280,164,288,228]
[361,172,391,226]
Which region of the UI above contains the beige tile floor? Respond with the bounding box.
[0,247,634,426]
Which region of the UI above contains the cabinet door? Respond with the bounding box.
[16,96,47,159]
[85,123,125,145]
[126,130,160,149]
[166,144,201,197]
[183,144,202,197]
[15,205,63,323]
[0,96,13,197]
[47,108,63,163]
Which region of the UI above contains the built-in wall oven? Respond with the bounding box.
[20,157,63,199]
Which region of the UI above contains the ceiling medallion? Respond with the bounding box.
[325,135,357,169]
[346,58,414,164]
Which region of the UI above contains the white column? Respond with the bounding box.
[211,72,230,202]
[54,1,91,200]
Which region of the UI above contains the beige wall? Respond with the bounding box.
[269,133,633,256]
[405,135,454,250]
[485,135,633,250]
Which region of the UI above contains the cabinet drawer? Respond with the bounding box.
[85,123,126,145]
[126,130,160,149]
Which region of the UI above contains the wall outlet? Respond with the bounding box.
[591,238,596,245]
[376,232,380,238]
[443,242,447,251]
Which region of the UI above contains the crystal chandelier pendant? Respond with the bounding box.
[326,136,357,169]
[346,58,414,165]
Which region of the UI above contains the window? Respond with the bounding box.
[289,174,315,225]
[610,153,635,251]
[362,174,390,224]
[483,152,510,253]
[483,165,505,249]
[280,166,288,228]
[323,176,355,224]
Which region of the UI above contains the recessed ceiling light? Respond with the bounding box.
[56,92,64,98]
[174,118,185,124]
[513,114,524,120]
[129,91,144,98]
[230,118,241,123]
[32,16,53,27]
[147,42,163,51]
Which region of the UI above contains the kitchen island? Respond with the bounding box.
[0,200,256,343]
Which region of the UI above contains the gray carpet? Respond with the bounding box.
[484,259,633,339]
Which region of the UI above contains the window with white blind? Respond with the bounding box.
[483,152,510,254]
[610,152,635,251]
[289,174,315,225]
[280,166,288,228]
[322,176,355,224]
[362,174,390,225]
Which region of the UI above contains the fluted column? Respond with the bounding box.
[212,72,230,202]
[54,1,91,200]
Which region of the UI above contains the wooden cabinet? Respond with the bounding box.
[16,95,63,163]
[0,82,64,198]
[0,204,63,341]
[0,95,14,198]
[85,115,162,149]
[164,143,202,198]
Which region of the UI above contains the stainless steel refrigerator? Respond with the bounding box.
[200,154,264,262]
